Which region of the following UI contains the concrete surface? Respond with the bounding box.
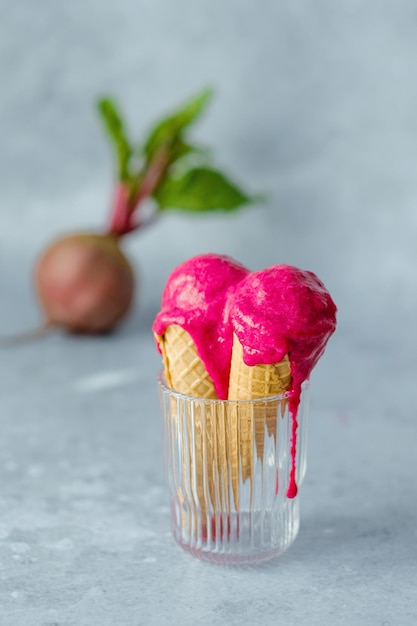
[0,1,416,624]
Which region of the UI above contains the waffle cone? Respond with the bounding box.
[158,324,217,399]
[227,334,292,508]
[158,325,221,521]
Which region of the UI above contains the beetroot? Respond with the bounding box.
[7,88,255,341]
[34,233,134,333]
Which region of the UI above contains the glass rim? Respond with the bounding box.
[157,370,309,405]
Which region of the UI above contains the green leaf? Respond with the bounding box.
[143,88,213,161]
[169,138,195,163]
[97,98,133,182]
[153,167,253,212]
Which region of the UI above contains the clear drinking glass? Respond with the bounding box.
[158,373,309,565]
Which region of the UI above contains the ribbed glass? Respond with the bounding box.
[158,374,309,565]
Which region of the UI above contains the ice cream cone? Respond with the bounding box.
[157,324,222,524]
[227,333,292,508]
[158,324,217,399]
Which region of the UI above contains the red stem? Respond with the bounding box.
[131,147,170,208]
[108,183,134,237]
[108,147,170,238]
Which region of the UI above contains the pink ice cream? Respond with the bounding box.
[152,253,250,399]
[228,264,337,403]
[153,254,337,402]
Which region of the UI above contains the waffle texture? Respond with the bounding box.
[159,324,217,399]
[228,334,291,400]
[227,334,292,506]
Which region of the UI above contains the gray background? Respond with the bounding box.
[0,1,416,625]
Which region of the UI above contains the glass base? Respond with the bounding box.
[170,496,300,565]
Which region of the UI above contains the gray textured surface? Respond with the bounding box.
[1,1,417,624]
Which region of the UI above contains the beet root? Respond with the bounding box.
[34,233,135,334]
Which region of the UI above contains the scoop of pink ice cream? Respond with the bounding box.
[152,253,250,398]
[228,264,337,399]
